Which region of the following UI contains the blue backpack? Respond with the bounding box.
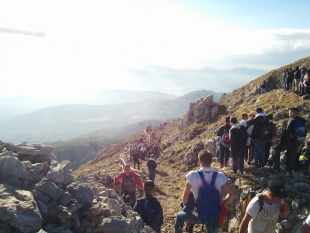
[143,197,163,230]
[197,171,220,221]
[290,119,306,141]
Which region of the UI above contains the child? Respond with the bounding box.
[301,141,310,155]
[133,180,163,232]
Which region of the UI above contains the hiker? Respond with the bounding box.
[286,69,293,90]
[133,180,163,233]
[239,181,290,233]
[246,108,270,167]
[240,113,252,163]
[302,213,310,233]
[303,70,310,95]
[154,143,161,159]
[294,66,301,92]
[298,67,308,95]
[229,117,248,174]
[216,116,231,168]
[174,149,236,233]
[132,149,141,170]
[264,114,277,166]
[147,154,157,182]
[260,80,267,94]
[273,107,307,176]
[114,164,144,208]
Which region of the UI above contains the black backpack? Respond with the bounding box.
[143,197,163,231]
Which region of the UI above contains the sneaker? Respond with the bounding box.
[285,172,290,177]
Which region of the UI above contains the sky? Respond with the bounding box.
[1,0,310,103]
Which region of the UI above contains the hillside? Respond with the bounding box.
[74,56,310,232]
[0,89,217,143]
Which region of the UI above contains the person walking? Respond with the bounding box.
[114,164,144,208]
[229,117,248,174]
[147,154,157,182]
[216,116,231,168]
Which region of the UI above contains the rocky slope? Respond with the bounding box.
[74,56,310,232]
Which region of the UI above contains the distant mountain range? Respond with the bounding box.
[0,89,223,143]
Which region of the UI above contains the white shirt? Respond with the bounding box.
[306,214,310,226]
[185,167,228,216]
[247,196,280,233]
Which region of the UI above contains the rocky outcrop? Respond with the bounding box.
[0,141,153,233]
[178,95,219,131]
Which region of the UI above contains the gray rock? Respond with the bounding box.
[17,142,54,156]
[23,169,44,183]
[292,172,306,182]
[48,206,72,223]
[32,163,44,172]
[58,192,71,206]
[0,156,26,179]
[5,177,22,188]
[32,190,51,203]
[60,160,72,173]
[108,198,121,216]
[46,160,65,183]
[99,216,131,233]
[67,183,94,208]
[35,178,63,200]
[36,200,48,218]
[83,202,103,217]
[0,184,42,233]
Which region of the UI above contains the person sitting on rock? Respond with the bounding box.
[174,149,236,233]
[239,181,290,233]
[114,164,143,208]
[133,180,163,233]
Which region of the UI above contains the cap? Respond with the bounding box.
[268,181,288,198]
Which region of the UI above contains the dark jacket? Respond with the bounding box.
[147,159,157,171]
[133,194,163,231]
[246,113,269,140]
[229,123,248,149]
[281,116,307,142]
[216,123,231,137]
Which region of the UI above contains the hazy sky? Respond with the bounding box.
[1,0,310,102]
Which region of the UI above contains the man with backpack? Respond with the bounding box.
[114,164,144,208]
[273,107,307,176]
[239,181,290,233]
[174,149,236,233]
[133,180,163,232]
[246,108,270,168]
[229,117,248,174]
[216,116,231,168]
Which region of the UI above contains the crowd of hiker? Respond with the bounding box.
[281,66,310,96]
[111,104,310,232]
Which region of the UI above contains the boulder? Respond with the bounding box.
[67,183,94,208]
[35,178,63,200]
[0,184,42,233]
[0,156,26,179]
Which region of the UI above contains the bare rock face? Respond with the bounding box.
[0,184,42,233]
[178,95,219,131]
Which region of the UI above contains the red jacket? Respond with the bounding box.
[114,170,144,190]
